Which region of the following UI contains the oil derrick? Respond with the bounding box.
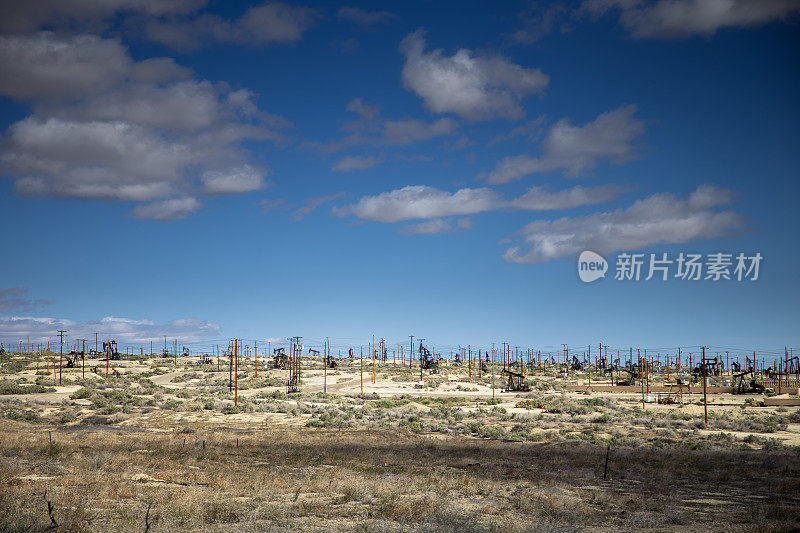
[502,360,530,392]
[419,340,439,374]
[273,347,288,369]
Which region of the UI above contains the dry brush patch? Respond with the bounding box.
[0,420,798,532]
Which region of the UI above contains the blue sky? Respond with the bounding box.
[0,1,798,363]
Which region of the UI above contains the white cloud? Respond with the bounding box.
[201,165,264,194]
[503,185,746,263]
[486,105,645,183]
[400,29,549,121]
[400,217,473,235]
[335,185,500,223]
[0,315,220,345]
[509,184,629,210]
[333,155,381,172]
[0,32,282,215]
[0,33,134,100]
[337,7,398,27]
[131,197,201,220]
[0,0,204,34]
[144,2,318,50]
[337,183,625,225]
[581,0,800,38]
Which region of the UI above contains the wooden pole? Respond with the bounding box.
[58,329,66,385]
[491,346,495,399]
[639,349,645,410]
[234,339,239,407]
[360,346,363,394]
[588,344,591,390]
[323,338,328,394]
[702,346,708,428]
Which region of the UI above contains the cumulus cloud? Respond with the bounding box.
[0,288,50,313]
[400,217,473,235]
[337,7,398,27]
[0,33,139,100]
[503,185,745,263]
[0,0,204,35]
[131,197,201,220]
[336,184,626,225]
[201,165,265,194]
[580,0,800,38]
[0,315,220,345]
[144,2,318,50]
[0,32,283,216]
[333,155,381,172]
[486,105,645,183]
[509,184,629,210]
[400,29,549,121]
[336,186,500,223]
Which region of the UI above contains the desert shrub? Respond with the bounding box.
[163,399,183,410]
[0,380,56,394]
[5,408,42,423]
[70,387,93,399]
[222,404,240,414]
[59,411,77,424]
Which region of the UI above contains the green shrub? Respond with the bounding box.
[5,409,41,423]
[70,387,93,399]
[0,380,56,395]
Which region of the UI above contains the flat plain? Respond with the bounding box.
[1,352,798,532]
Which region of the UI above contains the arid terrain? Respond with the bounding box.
[1,352,799,532]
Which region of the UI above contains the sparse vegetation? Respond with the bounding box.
[0,353,797,531]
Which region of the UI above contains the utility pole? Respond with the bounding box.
[588,344,592,390]
[95,332,98,354]
[372,334,376,384]
[57,330,66,385]
[491,344,495,399]
[360,346,363,394]
[254,340,258,378]
[701,346,709,428]
[409,335,414,369]
[324,337,328,394]
[234,339,239,407]
[418,338,425,382]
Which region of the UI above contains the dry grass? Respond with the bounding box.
[1,353,799,531]
[0,420,798,532]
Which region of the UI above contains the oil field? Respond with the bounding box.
[2,0,800,532]
[0,338,798,532]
